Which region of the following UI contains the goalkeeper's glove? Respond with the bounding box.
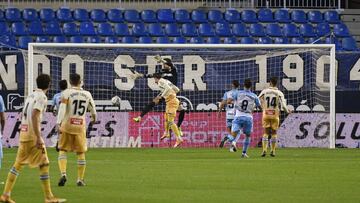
[154,55,166,64]
[130,71,144,80]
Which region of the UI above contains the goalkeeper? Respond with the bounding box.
[132,56,186,135]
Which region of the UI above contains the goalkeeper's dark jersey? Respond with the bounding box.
[146,68,178,86]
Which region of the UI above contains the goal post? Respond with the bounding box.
[27,43,336,149]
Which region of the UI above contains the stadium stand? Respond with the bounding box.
[0,8,357,50]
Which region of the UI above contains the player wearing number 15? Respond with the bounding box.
[258,77,291,157]
[56,74,97,187]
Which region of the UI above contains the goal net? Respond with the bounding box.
[26,44,336,149]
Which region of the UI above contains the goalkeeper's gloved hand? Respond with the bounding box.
[130,72,144,80]
[154,55,162,63]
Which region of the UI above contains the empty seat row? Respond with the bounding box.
[1,8,341,24]
[1,21,350,38]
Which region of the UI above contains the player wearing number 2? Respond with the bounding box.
[56,74,97,187]
[258,77,291,157]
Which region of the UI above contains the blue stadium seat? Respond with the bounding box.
[342,37,358,51]
[291,10,307,23]
[0,35,16,47]
[308,11,323,24]
[241,10,258,23]
[156,36,170,43]
[266,23,282,37]
[53,35,67,43]
[173,36,187,43]
[36,36,49,43]
[190,37,204,44]
[107,9,123,23]
[291,37,305,44]
[258,8,274,22]
[138,36,152,43]
[165,23,181,37]
[157,9,175,23]
[249,24,265,37]
[215,22,232,37]
[141,10,157,23]
[74,8,89,22]
[316,23,331,36]
[283,24,300,37]
[325,36,341,49]
[114,23,130,36]
[124,10,141,23]
[18,36,33,49]
[22,8,39,22]
[0,9,5,21]
[274,9,291,23]
[57,8,73,22]
[44,21,62,35]
[324,10,340,24]
[198,23,215,37]
[63,22,78,36]
[11,22,27,36]
[122,36,135,43]
[105,36,119,43]
[182,23,197,37]
[86,36,100,43]
[283,23,300,37]
[40,8,55,22]
[308,37,323,44]
[299,24,316,37]
[6,8,21,22]
[207,37,220,44]
[224,37,237,44]
[258,37,272,44]
[224,9,241,23]
[0,21,10,35]
[28,21,44,35]
[274,37,289,44]
[333,23,350,37]
[174,9,191,23]
[79,22,96,36]
[240,37,254,44]
[191,10,207,23]
[97,22,114,36]
[148,23,165,37]
[70,36,84,43]
[91,9,107,22]
[131,23,148,36]
[232,23,249,37]
[208,10,224,23]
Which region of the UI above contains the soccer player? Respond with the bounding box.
[51,80,68,116]
[0,95,5,169]
[258,77,291,157]
[0,74,66,203]
[132,57,186,135]
[218,80,239,150]
[153,73,183,147]
[227,79,261,157]
[56,74,97,187]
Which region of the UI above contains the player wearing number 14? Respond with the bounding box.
[56,74,97,187]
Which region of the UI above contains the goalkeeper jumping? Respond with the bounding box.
[132,56,186,136]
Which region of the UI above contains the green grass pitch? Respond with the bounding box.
[0,148,359,203]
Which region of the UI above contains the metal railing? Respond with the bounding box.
[0,0,343,9]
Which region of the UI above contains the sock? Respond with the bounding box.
[77,153,86,181]
[39,164,54,199]
[170,123,181,139]
[242,136,251,154]
[270,135,277,153]
[262,134,269,153]
[164,113,170,135]
[3,164,22,196]
[140,102,156,117]
[226,134,234,142]
[234,131,241,143]
[177,110,185,127]
[58,151,67,176]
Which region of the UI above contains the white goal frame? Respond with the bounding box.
[27,43,336,149]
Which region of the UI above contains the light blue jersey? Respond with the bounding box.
[222,89,237,120]
[52,92,62,110]
[230,90,261,135]
[0,95,5,163]
[0,95,5,113]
